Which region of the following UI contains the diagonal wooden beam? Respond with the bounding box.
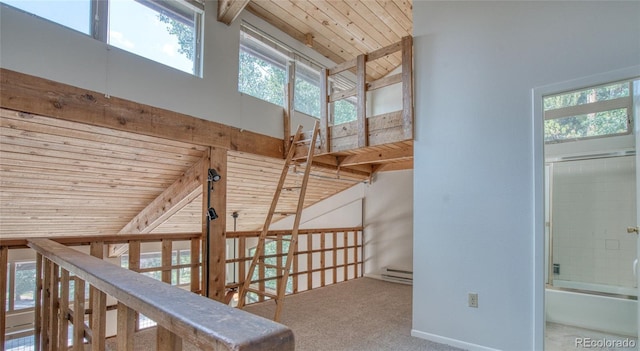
[108,157,205,257]
[338,146,413,167]
[218,0,251,25]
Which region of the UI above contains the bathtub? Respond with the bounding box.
[546,287,637,337]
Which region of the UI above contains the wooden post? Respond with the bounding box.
[161,239,172,284]
[127,240,141,331]
[332,232,337,284]
[35,254,43,351]
[356,54,368,148]
[72,277,86,351]
[0,247,7,348]
[157,327,182,351]
[307,233,313,291]
[401,36,414,140]
[43,259,52,351]
[202,147,227,302]
[190,238,200,293]
[343,232,349,281]
[88,241,105,351]
[50,263,59,350]
[91,290,106,351]
[320,68,330,153]
[89,241,103,331]
[117,302,135,351]
[59,269,70,351]
[320,232,325,287]
[158,239,183,350]
[292,235,299,294]
[353,231,358,279]
[238,237,246,289]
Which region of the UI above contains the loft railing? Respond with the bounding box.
[225,227,364,304]
[286,36,414,156]
[1,233,204,350]
[6,237,293,351]
[1,227,363,349]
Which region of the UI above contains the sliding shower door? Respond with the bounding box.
[549,155,637,296]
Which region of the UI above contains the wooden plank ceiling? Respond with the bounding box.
[0,109,365,238]
[244,0,413,80]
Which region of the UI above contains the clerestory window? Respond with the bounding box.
[544,80,634,143]
[238,23,357,125]
[1,0,203,76]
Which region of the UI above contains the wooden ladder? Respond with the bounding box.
[236,121,320,321]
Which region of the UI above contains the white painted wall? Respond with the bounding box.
[0,4,328,138]
[412,2,640,351]
[363,170,413,278]
[269,169,414,280]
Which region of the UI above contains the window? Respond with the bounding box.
[1,0,91,34]
[238,26,288,106]
[1,0,203,76]
[543,80,634,143]
[295,62,321,118]
[238,23,357,124]
[247,240,293,302]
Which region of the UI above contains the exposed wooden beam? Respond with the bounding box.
[0,68,283,159]
[356,54,367,148]
[218,0,250,25]
[203,147,227,302]
[402,36,414,140]
[338,146,413,167]
[108,157,205,257]
[375,160,414,173]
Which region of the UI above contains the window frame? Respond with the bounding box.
[1,0,204,76]
[238,22,357,124]
[543,79,634,143]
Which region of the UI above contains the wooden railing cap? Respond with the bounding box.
[27,238,294,351]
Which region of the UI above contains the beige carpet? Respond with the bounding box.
[102,277,463,351]
[243,277,464,351]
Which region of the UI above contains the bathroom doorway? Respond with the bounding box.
[540,74,640,349]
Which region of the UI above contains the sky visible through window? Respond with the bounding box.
[2,0,194,74]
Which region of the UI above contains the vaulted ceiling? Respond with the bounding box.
[220,0,413,80]
[1,2,414,239]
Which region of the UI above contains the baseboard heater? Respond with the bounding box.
[380,267,413,285]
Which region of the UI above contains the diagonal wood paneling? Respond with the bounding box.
[0,109,207,238]
[1,109,367,238]
[152,150,367,233]
[246,0,412,80]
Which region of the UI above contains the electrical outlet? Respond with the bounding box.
[468,293,478,308]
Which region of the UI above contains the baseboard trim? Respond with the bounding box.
[411,329,501,351]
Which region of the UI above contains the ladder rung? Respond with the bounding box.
[274,212,294,216]
[246,287,278,299]
[294,139,311,144]
[258,262,287,270]
[250,275,285,284]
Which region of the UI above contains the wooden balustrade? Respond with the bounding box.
[1,233,203,350]
[26,238,293,351]
[1,227,361,349]
[226,227,364,304]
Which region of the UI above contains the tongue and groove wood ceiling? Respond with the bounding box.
[0,109,366,238]
[230,0,413,80]
[1,1,413,238]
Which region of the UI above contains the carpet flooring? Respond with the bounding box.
[243,278,463,351]
[100,278,637,350]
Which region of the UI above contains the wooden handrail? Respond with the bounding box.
[226,227,364,238]
[28,238,294,351]
[0,232,201,249]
